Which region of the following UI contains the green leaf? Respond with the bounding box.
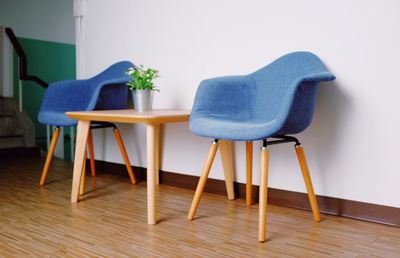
[126,65,160,91]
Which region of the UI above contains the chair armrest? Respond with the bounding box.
[302,71,336,82]
[274,71,336,131]
[191,75,255,118]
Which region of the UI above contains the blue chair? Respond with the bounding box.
[187,52,335,242]
[38,61,136,188]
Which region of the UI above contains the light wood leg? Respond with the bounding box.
[71,120,90,203]
[188,140,219,220]
[258,146,269,242]
[219,140,235,200]
[146,124,158,225]
[70,126,75,161]
[87,129,96,177]
[295,144,321,222]
[246,141,253,206]
[39,127,60,186]
[113,128,136,184]
[154,124,160,185]
[79,155,86,195]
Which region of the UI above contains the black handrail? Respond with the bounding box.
[5,27,48,88]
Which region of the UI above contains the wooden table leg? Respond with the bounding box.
[219,140,235,200]
[146,124,158,224]
[71,120,90,203]
[154,124,160,185]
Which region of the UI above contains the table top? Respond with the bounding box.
[66,109,190,125]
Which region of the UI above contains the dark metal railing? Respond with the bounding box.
[5,27,48,88]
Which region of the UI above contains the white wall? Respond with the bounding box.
[82,0,400,208]
[0,0,74,44]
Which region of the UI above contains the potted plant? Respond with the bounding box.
[126,65,160,112]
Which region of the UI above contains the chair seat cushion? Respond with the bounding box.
[190,116,281,141]
[38,110,77,127]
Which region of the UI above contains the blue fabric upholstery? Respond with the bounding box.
[38,61,134,126]
[190,52,335,141]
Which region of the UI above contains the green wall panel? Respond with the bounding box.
[13,37,75,157]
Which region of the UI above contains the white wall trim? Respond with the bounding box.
[74,0,86,79]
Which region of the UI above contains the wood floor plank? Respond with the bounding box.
[0,155,399,257]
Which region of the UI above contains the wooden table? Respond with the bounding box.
[66,109,191,225]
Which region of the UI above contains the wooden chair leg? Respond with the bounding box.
[219,140,235,200]
[79,154,86,195]
[87,129,96,177]
[39,127,60,186]
[258,146,269,242]
[188,140,219,220]
[246,141,253,206]
[113,128,136,184]
[295,144,321,222]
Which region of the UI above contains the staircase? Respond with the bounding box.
[0,97,35,149]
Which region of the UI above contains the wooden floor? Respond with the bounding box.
[0,155,400,257]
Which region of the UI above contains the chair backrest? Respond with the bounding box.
[89,61,133,87]
[251,52,333,134]
[89,61,134,110]
[39,61,134,115]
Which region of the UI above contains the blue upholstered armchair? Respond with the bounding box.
[187,52,335,242]
[38,61,136,187]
